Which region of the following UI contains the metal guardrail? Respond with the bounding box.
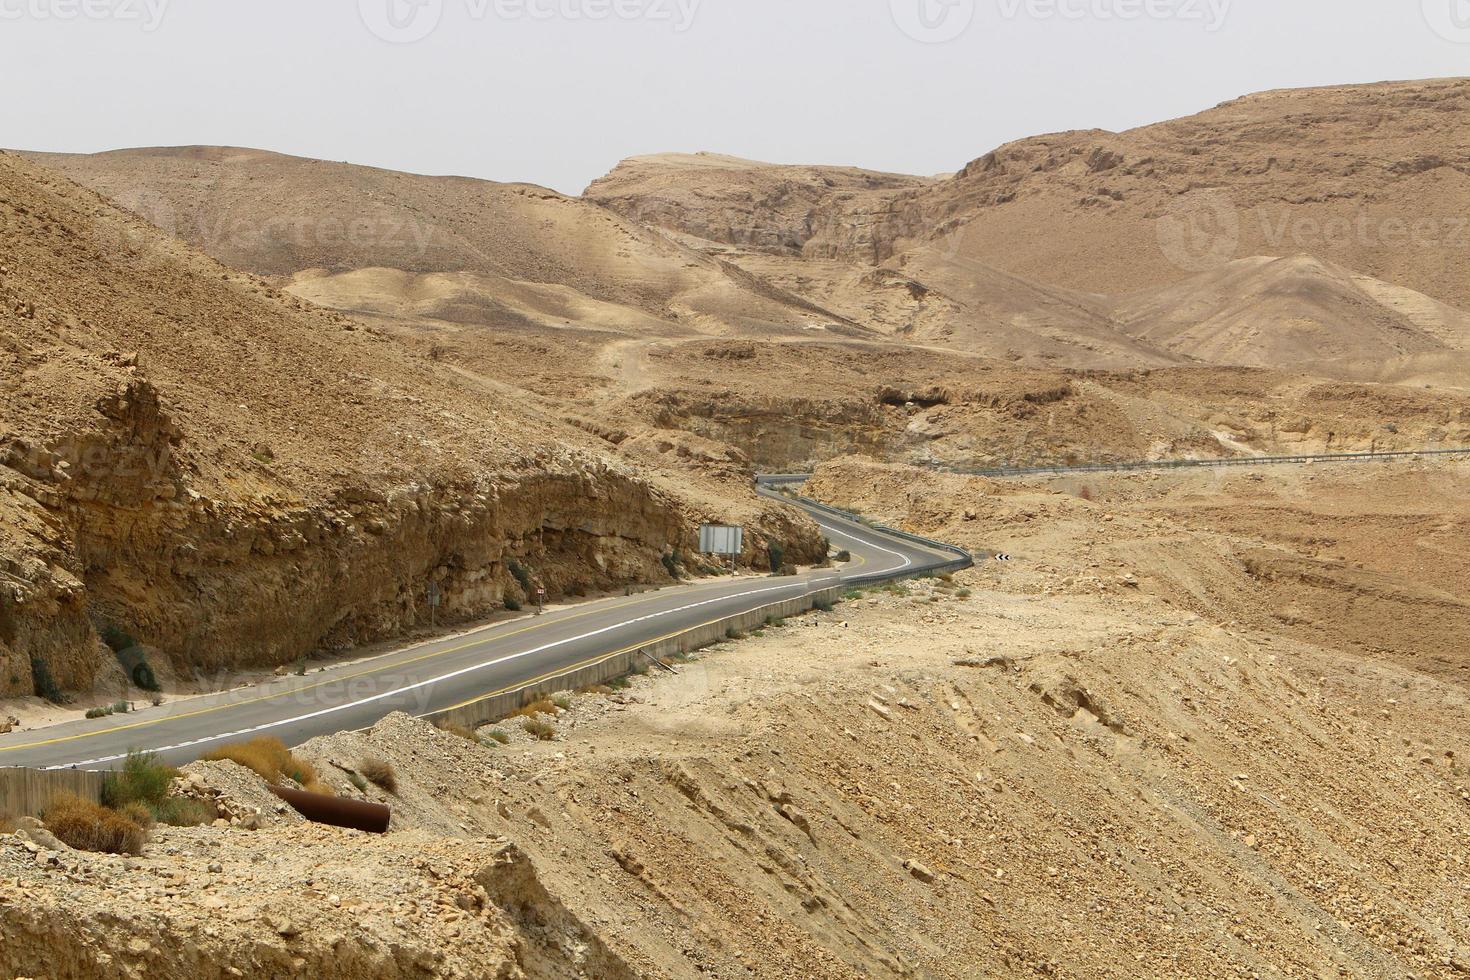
[761,446,1470,484]
[755,483,975,586]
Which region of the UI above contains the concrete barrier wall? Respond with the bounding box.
[427,584,844,732]
[0,767,106,818]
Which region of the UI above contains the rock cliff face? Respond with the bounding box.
[0,151,819,700]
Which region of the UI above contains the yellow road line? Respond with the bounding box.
[0,579,744,753]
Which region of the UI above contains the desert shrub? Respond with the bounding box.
[813,597,835,613]
[102,750,177,812]
[778,563,798,576]
[86,706,112,720]
[726,628,747,641]
[844,590,863,601]
[30,656,64,704]
[111,701,130,715]
[117,801,156,828]
[360,758,398,795]
[437,723,480,743]
[608,677,632,691]
[44,794,147,855]
[767,543,785,574]
[836,550,852,563]
[662,551,681,579]
[99,626,137,653]
[155,797,216,828]
[348,772,369,792]
[523,718,557,741]
[507,560,533,594]
[505,596,523,612]
[202,737,326,793]
[513,699,558,719]
[938,572,955,583]
[482,729,512,745]
[552,694,572,712]
[956,588,973,599]
[130,659,161,693]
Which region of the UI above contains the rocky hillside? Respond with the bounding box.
[0,150,819,701]
[587,78,1470,376]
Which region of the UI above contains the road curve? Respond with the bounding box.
[0,495,957,771]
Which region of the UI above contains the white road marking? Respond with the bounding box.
[46,577,825,770]
[816,520,914,580]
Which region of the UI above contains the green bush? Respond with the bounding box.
[836,550,852,563]
[102,750,178,811]
[86,706,113,720]
[111,701,131,715]
[100,750,210,826]
[662,551,681,579]
[505,596,522,612]
[767,543,785,574]
[131,660,161,692]
[507,560,533,594]
[30,656,64,704]
[100,626,137,654]
[813,597,835,613]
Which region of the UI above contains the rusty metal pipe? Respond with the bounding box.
[269,786,391,834]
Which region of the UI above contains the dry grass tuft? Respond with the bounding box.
[437,723,480,743]
[45,794,148,855]
[202,737,329,794]
[360,757,398,794]
[512,699,560,719]
[523,718,557,741]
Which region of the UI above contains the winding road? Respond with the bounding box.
[0,492,958,771]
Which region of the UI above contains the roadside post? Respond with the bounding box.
[536,586,546,615]
[427,581,442,628]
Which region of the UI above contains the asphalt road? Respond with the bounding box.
[0,496,954,771]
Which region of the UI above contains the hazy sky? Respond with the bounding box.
[2,0,1466,193]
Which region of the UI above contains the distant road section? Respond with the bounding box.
[759,447,1470,485]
